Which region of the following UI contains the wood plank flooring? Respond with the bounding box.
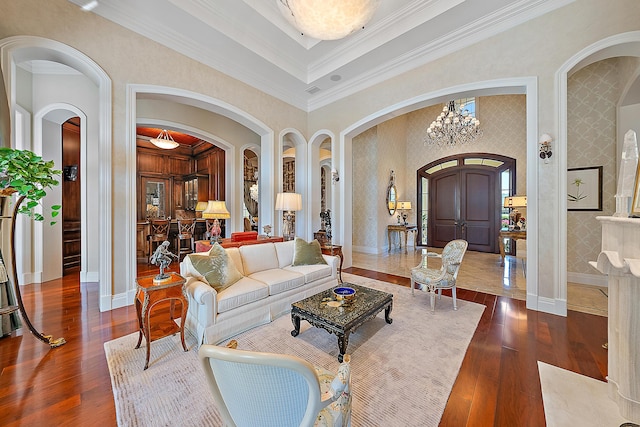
[0,266,608,426]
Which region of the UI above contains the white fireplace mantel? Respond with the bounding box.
[590,216,640,423]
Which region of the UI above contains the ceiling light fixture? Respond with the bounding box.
[424,100,482,148]
[149,129,179,150]
[277,0,380,40]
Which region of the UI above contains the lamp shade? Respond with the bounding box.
[396,201,412,210]
[202,200,230,219]
[503,196,527,208]
[195,201,208,212]
[275,192,302,211]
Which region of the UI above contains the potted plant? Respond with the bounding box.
[0,147,61,224]
[0,147,65,347]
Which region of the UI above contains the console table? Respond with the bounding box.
[498,229,526,266]
[388,224,417,253]
[590,216,640,423]
[320,244,343,283]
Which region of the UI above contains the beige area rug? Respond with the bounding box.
[105,274,485,426]
[538,361,633,426]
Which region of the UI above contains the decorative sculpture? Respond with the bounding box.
[150,240,178,282]
[263,224,272,238]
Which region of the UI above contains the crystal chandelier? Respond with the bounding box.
[277,0,380,40]
[425,101,482,148]
[250,182,259,202]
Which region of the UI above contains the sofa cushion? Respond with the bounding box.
[248,268,305,296]
[239,243,279,275]
[274,240,295,268]
[292,238,327,266]
[285,263,333,283]
[225,247,245,276]
[216,277,269,313]
[184,243,243,293]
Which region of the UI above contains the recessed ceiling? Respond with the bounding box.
[69,0,573,111]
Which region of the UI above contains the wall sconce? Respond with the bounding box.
[539,134,553,163]
[63,164,78,181]
[331,168,339,184]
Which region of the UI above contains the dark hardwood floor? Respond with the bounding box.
[0,266,608,426]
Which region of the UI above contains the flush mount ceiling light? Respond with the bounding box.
[277,0,380,40]
[150,129,179,150]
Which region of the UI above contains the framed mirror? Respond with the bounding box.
[387,170,397,215]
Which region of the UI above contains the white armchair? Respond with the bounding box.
[199,340,352,427]
[410,239,468,313]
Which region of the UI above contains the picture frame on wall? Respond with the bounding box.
[567,166,603,211]
[631,162,640,217]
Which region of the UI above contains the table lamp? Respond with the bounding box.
[275,192,302,241]
[195,201,208,218]
[396,201,412,225]
[202,200,230,243]
[503,196,527,230]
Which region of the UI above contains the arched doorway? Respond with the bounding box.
[418,153,516,253]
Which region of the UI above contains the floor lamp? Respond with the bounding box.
[275,192,302,241]
[202,200,230,243]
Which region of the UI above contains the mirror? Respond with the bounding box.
[146,181,166,218]
[387,185,397,215]
[387,170,397,215]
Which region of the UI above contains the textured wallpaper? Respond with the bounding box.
[353,94,527,253]
[566,58,621,275]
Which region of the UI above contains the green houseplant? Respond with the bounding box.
[0,147,65,347]
[0,147,61,224]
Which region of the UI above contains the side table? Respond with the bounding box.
[320,245,343,283]
[135,272,189,370]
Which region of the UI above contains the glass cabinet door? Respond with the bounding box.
[144,179,167,219]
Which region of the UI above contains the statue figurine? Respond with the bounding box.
[150,240,178,281]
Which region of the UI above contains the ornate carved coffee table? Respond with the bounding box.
[291,283,393,362]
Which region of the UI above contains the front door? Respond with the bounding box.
[429,168,497,252]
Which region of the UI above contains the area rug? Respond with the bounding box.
[105,273,485,426]
[538,361,632,426]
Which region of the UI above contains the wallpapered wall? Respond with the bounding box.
[353,94,527,253]
[566,57,632,276]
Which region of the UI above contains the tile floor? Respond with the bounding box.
[351,246,608,317]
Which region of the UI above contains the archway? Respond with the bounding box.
[1,35,112,311]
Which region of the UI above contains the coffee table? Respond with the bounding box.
[291,283,393,362]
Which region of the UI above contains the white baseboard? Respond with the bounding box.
[110,290,135,310]
[352,245,380,254]
[20,272,39,285]
[529,293,567,317]
[567,272,607,287]
[80,270,100,283]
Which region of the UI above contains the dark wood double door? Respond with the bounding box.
[429,168,498,253]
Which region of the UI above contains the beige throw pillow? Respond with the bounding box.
[292,238,327,266]
[184,243,243,292]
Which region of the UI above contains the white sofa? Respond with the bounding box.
[180,239,339,346]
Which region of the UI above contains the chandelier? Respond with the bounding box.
[149,129,179,150]
[425,101,482,148]
[250,182,259,202]
[277,0,380,40]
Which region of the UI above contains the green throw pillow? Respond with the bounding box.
[292,238,327,266]
[185,243,243,292]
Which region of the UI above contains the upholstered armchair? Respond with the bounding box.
[410,239,468,313]
[199,340,352,427]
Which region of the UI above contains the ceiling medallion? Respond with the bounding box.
[277,0,380,40]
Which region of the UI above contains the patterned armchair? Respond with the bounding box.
[199,340,352,427]
[410,239,468,313]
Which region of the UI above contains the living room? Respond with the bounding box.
[1,0,640,425]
